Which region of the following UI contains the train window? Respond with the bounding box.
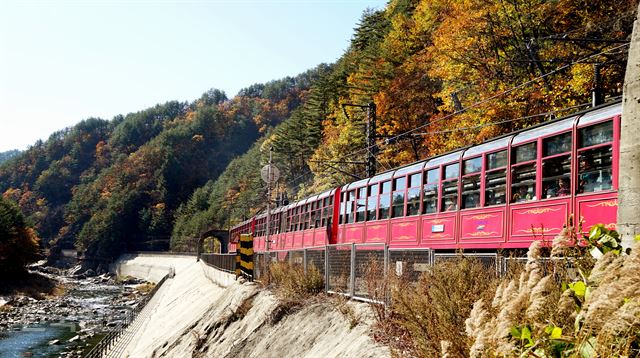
[311,201,318,228]
[321,205,328,227]
[406,173,421,216]
[286,210,291,232]
[461,175,480,209]
[580,121,613,148]
[441,180,458,211]
[425,168,439,184]
[423,168,438,214]
[382,181,392,194]
[485,170,507,206]
[464,157,482,174]
[292,210,298,231]
[379,181,391,219]
[487,150,507,170]
[406,187,421,216]
[304,208,310,230]
[394,177,407,191]
[391,178,405,218]
[578,146,613,193]
[356,187,367,222]
[409,173,421,188]
[542,155,571,199]
[511,164,536,202]
[339,193,346,225]
[347,191,356,224]
[543,132,572,157]
[367,184,379,221]
[444,163,459,179]
[514,142,537,163]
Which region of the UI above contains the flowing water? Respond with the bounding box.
[0,273,145,358]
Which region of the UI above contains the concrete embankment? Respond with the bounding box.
[112,254,390,358]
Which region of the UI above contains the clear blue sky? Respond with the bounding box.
[0,0,387,152]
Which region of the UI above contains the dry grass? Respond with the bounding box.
[262,261,324,301]
[333,293,360,329]
[367,256,501,357]
[262,260,325,325]
[135,282,156,294]
[465,231,640,357]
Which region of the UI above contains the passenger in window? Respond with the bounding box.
[512,186,534,202]
[547,178,570,198]
[445,199,457,211]
[556,178,570,196]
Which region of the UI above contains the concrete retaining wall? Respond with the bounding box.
[111,254,178,283]
[200,262,236,287]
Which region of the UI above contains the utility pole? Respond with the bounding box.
[342,102,378,177]
[618,3,640,249]
[366,102,377,177]
[266,148,272,252]
[592,64,604,107]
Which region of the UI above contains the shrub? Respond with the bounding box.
[264,261,324,301]
[370,256,501,357]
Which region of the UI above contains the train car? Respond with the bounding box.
[228,218,253,253]
[232,100,621,253]
[251,188,341,252]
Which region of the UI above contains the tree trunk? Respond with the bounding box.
[617,4,640,248]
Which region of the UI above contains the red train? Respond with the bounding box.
[230,101,621,253]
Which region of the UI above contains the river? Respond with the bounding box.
[0,270,150,358]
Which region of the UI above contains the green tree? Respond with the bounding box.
[0,197,40,274]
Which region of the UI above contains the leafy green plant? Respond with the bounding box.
[583,224,622,258]
[511,325,534,348]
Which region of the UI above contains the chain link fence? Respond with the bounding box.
[251,245,529,304]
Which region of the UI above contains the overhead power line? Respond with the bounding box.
[343,43,630,160]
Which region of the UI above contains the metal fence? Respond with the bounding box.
[251,245,537,304]
[253,244,438,303]
[200,253,236,273]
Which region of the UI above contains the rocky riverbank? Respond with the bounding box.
[0,265,153,357]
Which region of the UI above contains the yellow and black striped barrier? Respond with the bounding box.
[236,234,254,280]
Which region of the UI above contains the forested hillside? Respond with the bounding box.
[172,0,638,247]
[0,67,325,259]
[0,150,21,165]
[1,0,637,257]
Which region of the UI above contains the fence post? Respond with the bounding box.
[383,244,389,278]
[324,245,329,292]
[350,243,356,297]
[303,248,308,274]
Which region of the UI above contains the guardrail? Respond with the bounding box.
[84,267,175,358]
[200,253,236,274]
